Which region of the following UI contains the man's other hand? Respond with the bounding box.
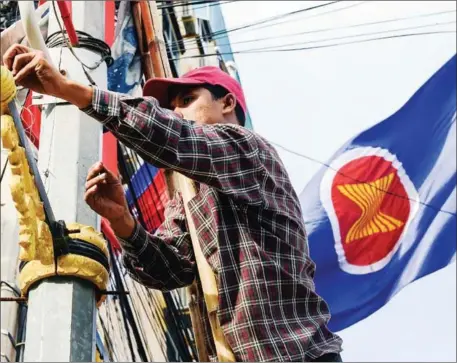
[85,162,135,238]
[2,44,66,97]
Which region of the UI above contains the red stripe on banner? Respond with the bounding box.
[21,91,41,149]
[137,172,168,231]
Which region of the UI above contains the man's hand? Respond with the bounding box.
[85,162,135,238]
[3,44,66,97]
[3,44,93,108]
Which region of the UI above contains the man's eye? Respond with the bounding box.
[182,96,193,105]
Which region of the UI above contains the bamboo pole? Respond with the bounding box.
[131,2,236,361]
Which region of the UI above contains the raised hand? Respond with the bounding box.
[85,161,135,238]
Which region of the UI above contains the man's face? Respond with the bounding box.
[170,86,224,125]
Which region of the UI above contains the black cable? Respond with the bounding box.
[169,1,366,53]
[175,30,456,59]
[46,30,113,68]
[268,140,457,217]
[1,280,21,297]
[168,0,340,50]
[15,304,28,362]
[118,144,148,229]
[1,159,9,183]
[49,0,112,85]
[169,9,456,52]
[114,252,152,361]
[107,241,149,362]
[208,1,340,39]
[158,0,232,10]
[226,21,456,53]
[118,150,196,360]
[192,0,235,12]
[163,291,198,361]
[223,1,366,36]
[240,7,456,42]
[162,292,197,361]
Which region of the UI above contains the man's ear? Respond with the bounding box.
[221,93,237,115]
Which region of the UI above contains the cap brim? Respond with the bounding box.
[143,77,204,109]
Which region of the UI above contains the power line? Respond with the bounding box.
[158,0,235,11]
[172,0,340,46]
[169,9,456,52]
[174,30,455,59]
[210,1,340,37]
[170,1,344,52]
[230,21,456,53]
[169,1,363,51]
[269,141,457,217]
[219,0,367,36]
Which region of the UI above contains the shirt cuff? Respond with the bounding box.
[115,220,150,259]
[79,87,122,120]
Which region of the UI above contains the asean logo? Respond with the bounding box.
[320,147,419,275]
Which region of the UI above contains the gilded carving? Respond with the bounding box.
[2,66,109,305]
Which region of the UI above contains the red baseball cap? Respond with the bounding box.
[143,66,247,117]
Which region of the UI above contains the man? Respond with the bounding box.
[4,44,343,362]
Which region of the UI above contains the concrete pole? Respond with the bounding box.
[22,2,106,362]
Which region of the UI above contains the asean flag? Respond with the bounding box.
[300,54,456,331]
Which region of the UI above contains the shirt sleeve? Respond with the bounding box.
[116,193,196,291]
[81,88,264,205]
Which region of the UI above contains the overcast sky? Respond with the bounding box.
[220,1,456,361]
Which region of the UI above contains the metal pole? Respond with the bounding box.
[22,2,106,361]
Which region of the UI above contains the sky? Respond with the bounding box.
[220,1,456,362]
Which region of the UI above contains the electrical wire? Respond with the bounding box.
[117,144,197,361]
[226,21,456,53]
[0,159,9,184]
[46,30,113,68]
[1,280,21,297]
[158,0,235,11]
[108,242,149,362]
[244,8,457,40]
[49,0,112,85]
[167,0,352,51]
[174,30,456,59]
[189,1,341,42]
[169,1,362,52]
[268,140,456,217]
[217,0,367,36]
[170,8,456,52]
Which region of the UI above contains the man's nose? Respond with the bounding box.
[173,107,184,119]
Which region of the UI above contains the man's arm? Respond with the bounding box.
[119,193,196,291]
[63,83,265,205]
[2,45,264,204]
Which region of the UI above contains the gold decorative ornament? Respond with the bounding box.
[18,223,110,306]
[2,66,110,306]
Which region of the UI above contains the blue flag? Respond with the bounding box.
[299,55,456,332]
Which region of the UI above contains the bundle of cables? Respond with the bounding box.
[46,30,114,68]
[46,29,113,85]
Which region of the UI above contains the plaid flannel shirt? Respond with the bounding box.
[83,88,343,362]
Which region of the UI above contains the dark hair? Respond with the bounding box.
[201,84,246,126]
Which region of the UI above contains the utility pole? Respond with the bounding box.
[20,2,107,361]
